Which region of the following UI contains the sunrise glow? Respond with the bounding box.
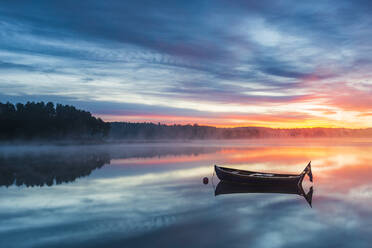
[1,1,372,128]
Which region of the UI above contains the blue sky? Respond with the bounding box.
[1,0,372,127]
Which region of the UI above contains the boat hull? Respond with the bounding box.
[215,165,301,184]
[215,180,302,196]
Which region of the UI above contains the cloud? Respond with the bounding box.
[0,61,36,71]
[1,0,372,127]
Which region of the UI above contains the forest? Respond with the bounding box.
[0,101,109,140]
[1,101,372,141]
[109,122,372,139]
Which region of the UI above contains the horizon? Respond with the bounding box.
[109,120,372,130]
[1,1,372,128]
[3,100,372,130]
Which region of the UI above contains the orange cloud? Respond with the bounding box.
[95,76,372,128]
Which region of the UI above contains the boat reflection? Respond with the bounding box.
[215,180,313,207]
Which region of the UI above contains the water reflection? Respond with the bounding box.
[215,181,313,207]
[1,139,372,248]
[0,152,110,187]
[0,144,222,187]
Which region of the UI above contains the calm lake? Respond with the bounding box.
[1,139,372,248]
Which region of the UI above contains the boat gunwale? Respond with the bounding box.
[215,165,300,179]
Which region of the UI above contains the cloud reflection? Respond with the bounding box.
[1,140,372,247]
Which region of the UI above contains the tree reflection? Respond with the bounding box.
[0,145,221,187]
[0,152,110,187]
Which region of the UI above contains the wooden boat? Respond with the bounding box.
[215,180,313,207]
[215,162,312,186]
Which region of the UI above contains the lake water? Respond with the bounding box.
[1,139,372,248]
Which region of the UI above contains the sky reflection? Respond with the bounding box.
[1,140,372,247]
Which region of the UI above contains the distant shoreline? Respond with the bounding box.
[2,137,372,147]
[2,102,372,143]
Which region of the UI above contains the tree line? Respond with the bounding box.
[0,101,109,140]
[1,101,372,141]
[109,122,372,139]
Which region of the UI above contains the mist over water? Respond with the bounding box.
[1,139,372,248]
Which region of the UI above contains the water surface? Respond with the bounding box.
[1,139,372,248]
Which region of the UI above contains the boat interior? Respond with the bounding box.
[217,166,300,178]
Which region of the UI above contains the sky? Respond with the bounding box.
[1,0,372,128]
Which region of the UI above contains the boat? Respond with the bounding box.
[215,180,313,207]
[214,162,313,207]
[214,161,312,185]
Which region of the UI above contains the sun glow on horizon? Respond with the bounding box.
[2,1,372,129]
[97,113,372,129]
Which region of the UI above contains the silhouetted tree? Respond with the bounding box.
[0,101,109,140]
[2,102,372,141]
